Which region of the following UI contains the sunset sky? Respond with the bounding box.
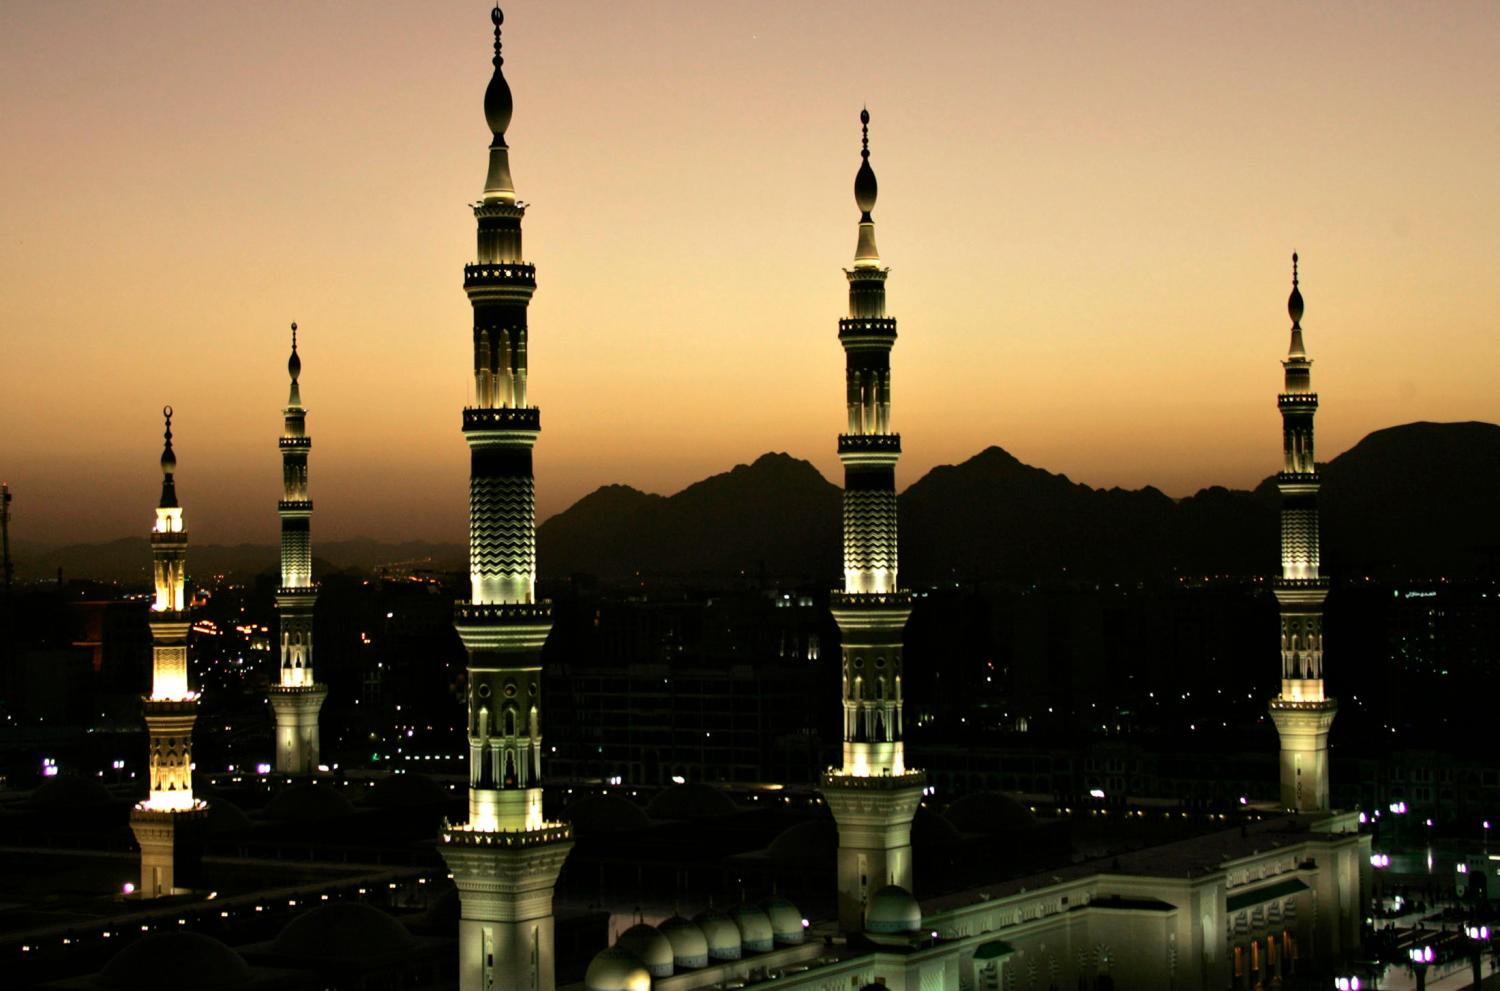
[3,1,1498,546]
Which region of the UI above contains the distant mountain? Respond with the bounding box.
[1283,421,1500,578]
[538,453,841,582]
[15,422,1499,585]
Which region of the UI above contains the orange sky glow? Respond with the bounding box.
[3,1,1498,545]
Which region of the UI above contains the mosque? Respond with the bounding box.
[57,5,1369,990]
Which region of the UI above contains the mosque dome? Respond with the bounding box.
[367,772,446,809]
[263,782,355,822]
[271,902,416,960]
[943,791,1036,834]
[694,907,742,961]
[585,946,651,991]
[567,793,652,836]
[617,923,674,978]
[657,916,709,969]
[865,885,922,936]
[100,932,251,990]
[646,782,738,820]
[29,773,114,811]
[768,817,836,864]
[206,797,254,835]
[731,904,774,953]
[761,896,805,945]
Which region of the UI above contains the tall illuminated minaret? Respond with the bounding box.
[129,407,208,898]
[438,9,572,991]
[269,322,327,774]
[1267,253,1337,812]
[819,110,927,933]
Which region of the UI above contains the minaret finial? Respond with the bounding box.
[288,321,302,385]
[159,405,178,508]
[1287,251,1305,329]
[492,5,504,66]
[860,106,869,159]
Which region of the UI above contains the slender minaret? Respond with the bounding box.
[438,9,572,991]
[1267,253,1337,812]
[820,110,926,933]
[269,322,327,774]
[129,407,208,897]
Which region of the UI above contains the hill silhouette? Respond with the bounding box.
[16,422,1499,585]
[538,452,841,582]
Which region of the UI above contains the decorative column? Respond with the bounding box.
[820,110,926,934]
[1267,254,1337,812]
[129,407,208,897]
[269,322,327,774]
[438,9,572,991]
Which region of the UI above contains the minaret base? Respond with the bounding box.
[821,770,925,934]
[1269,698,1337,813]
[269,684,328,774]
[439,823,573,991]
[129,804,208,899]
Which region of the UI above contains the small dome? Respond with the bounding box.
[943,791,1037,833]
[272,902,416,960]
[585,946,651,991]
[101,932,251,990]
[646,782,738,820]
[657,916,709,969]
[761,896,804,945]
[912,806,962,848]
[865,884,921,935]
[731,904,774,953]
[694,907,742,961]
[617,924,673,978]
[263,782,355,822]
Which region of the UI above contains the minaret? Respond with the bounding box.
[1267,254,1337,812]
[820,110,926,934]
[269,322,327,774]
[438,9,572,991]
[129,407,208,898]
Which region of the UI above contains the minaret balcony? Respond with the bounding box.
[278,499,313,515]
[1277,393,1319,410]
[441,818,572,846]
[1275,472,1320,490]
[463,406,540,431]
[454,601,552,624]
[831,590,912,609]
[839,317,898,343]
[464,262,536,289]
[279,436,312,451]
[838,434,902,465]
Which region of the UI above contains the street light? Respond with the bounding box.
[1409,944,1434,991]
[1334,977,1361,990]
[1467,925,1490,988]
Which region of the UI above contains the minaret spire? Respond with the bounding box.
[269,321,326,773]
[442,9,572,991]
[131,407,208,897]
[821,108,926,935]
[1267,252,1337,812]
